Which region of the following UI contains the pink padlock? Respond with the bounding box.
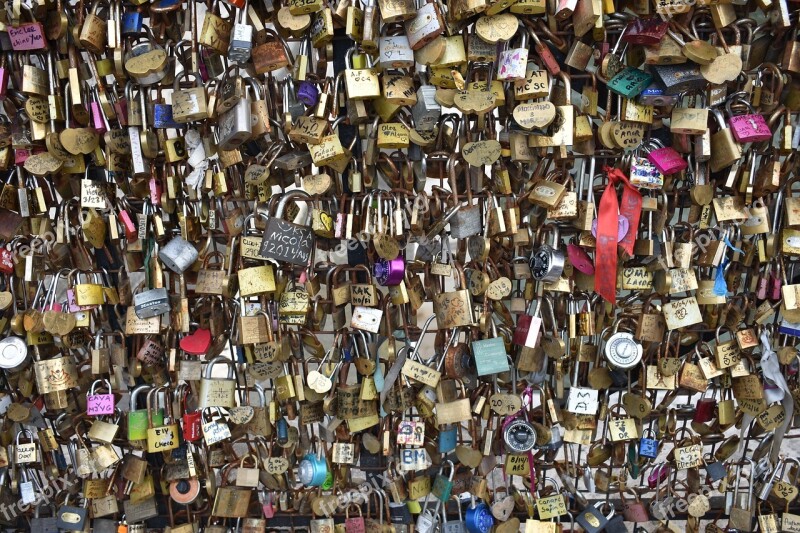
[647,146,688,175]
[149,177,162,206]
[87,379,115,416]
[727,97,771,143]
[91,99,107,134]
[118,205,138,242]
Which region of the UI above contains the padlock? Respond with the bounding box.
[344,47,381,100]
[575,502,614,533]
[709,108,743,173]
[259,190,315,266]
[87,379,115,416]
[497,22,529,82]
[378,24,414,69]
[229,0,254,63]
[299,442,329,486]
[172,71,208,123]
[530,223,565,283]
[145,386,180,453]
[56,496,88,531]
[727,92,772,142]
[198,356,238,408]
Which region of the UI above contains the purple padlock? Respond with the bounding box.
[374,257,405,286]
[86,379,115,416]
[647,146,687,175]
[297,81,320,107]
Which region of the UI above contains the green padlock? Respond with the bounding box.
[127,385,164,443]
[608,67,653,98]
[431,459,456,502]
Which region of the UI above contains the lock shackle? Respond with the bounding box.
[130,384,152,409]
[146,385,167,427]
[204,355,236,379]
[725,91,756,116]
[275,190,311,218]
[88,378,112,395]
[15,428,34,446]
[410,313,437,363]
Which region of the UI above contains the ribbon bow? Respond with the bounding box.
[595,167,642,303]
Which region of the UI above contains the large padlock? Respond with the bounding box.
[134,286,170,319]
[259,190,315,266]
[198,356,238,409]
[56,497,88,531]
[575,502,614,533]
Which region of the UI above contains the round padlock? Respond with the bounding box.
[0,336,29,371]
[466,501,495,533]
[169,478,201,504]
[298,453,328,487]
[530,224,565,283]
[502,418,537,453]
[604,331,644,369]
[373,257,405,286]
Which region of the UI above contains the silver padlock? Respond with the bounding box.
[0,335,29,371]
[19,467,36,505]
[158,235,199,274]
[229,0,253,64]
[133,287,170,319]
[218,94,253,150]
[443,495,467,533]
[404,0,444,50]
[604,322,644,370]
[416,497,442,533]
[530,223,565,282]
[447,155,482,239]
[411,71,441,132]
[378,25,414,69]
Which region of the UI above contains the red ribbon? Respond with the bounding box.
[594,167,642,304]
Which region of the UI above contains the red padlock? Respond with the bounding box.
[181,387,202,442]
[693,390,717,423]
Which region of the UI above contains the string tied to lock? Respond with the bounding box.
[595,166,642,304]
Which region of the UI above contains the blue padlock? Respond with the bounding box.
[438,424,457,454]
[639,429,659,459]
[153,103,181,129]
[299,452,328,487]
[121,12,143,35]
[465,499,494,533]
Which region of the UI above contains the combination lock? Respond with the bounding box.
[502,418,537,453]
[530,223,565,283]
[604,331,644,369]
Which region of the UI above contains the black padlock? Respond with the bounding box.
[56,500,88,532]
[575,502,612,533]
[705,454,727,482]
